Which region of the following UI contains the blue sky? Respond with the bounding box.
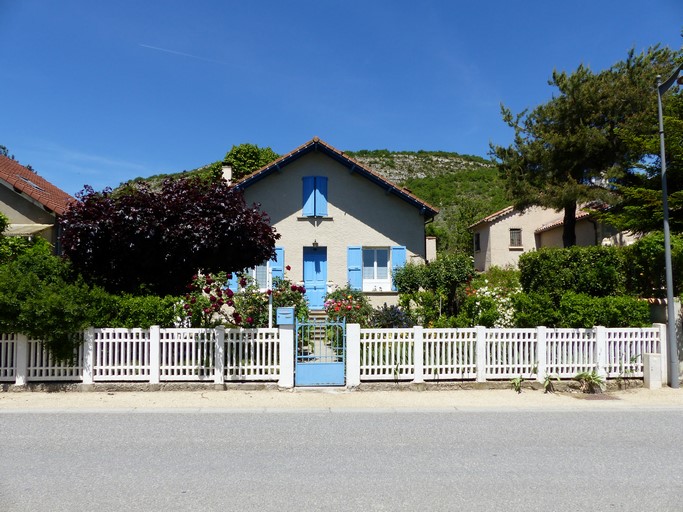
[1,1,681,196]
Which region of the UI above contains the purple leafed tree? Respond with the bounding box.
[60,177,279,296]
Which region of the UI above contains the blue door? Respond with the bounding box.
[303,247,327,310]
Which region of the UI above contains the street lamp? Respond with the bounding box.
[656,64,683,388]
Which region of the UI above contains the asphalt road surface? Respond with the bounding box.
[1,408,682,511]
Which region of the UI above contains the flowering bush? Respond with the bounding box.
[456,268,521,327]
[180,268,309,328]
[232,273,309,327]
[324,285,373,326]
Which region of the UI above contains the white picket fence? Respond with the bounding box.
[354,325,666,383]
[0,324,668,386]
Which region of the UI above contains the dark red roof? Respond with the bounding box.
[0,155,74,215]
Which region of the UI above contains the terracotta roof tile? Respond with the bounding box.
[0,155,74,215]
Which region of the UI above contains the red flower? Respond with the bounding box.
[247,317,254,324]
[286,265,291,271]
[204,286,211,293]
[226,289,234,298]
[266,289,272,296]
[291,285,298,291]
[239,278,247,287]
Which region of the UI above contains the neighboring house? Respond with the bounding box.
[231,137,439,309]
[0,155,74,251]
[469,205,634,271]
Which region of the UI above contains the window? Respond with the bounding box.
[509,228,522,248]
[302,176,328,217]
[229,247,284,291]
[348,246,406,292]
[474,232,481,252]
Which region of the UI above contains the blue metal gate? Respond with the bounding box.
[295,318,346,386]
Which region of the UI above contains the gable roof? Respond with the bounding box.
[234,137,439,219]
[468,206,515,229]
[0,155,74,215]
[535,209,592,234]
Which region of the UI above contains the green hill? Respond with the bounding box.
[345,150,508,253]
[122,149,508,254]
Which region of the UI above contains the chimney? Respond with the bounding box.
[221,164,233,184]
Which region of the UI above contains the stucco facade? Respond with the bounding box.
[237,138,438,309]
[0,156,73,249]
[471,205,634,271]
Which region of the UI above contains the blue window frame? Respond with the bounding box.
[302,176,328,217]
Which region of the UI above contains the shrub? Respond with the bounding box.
[324,285,373,326]
[370,304,414,328]
[622,232,683,297]
[512,291,649,328]
[519,246,626,298]
[107,295,181,328]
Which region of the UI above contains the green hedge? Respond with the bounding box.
[513,292,650,328]
[519,246,626,298]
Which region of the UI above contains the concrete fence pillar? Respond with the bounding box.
[214,326,225,386]
[82,327,95,385]
[536,326,547,383]
[149,326,160,384]
[475,325,487,382]
[654,323,669,385]
[413,326,424,384]
[278,325,294,388]
[346,323,361,388]
[595,326,607,379]
[643,353,662,389]
[15,334,28,386]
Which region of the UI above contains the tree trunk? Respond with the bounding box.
[562,201,577,247]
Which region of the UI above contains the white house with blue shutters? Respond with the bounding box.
[231,137,438,310]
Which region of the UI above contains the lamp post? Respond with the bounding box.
[656,64,683,389]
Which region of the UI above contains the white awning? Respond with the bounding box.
[3,223,53,236]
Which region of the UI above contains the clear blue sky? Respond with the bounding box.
[1,0,681,196]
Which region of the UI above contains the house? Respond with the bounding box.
[469,205,634,271]
[0,155,74,251]
[231,137,438,310]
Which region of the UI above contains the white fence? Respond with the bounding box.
[351,324,667,384]
[0,324,668,387]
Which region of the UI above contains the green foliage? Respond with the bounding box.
[107,295,180,329]
[512,292,649,328]
[0,233,52,264]
[491,46,682,247]
[394,253,475,326]
[324,285,374,326]
[0,245,110,360]
[574,370,605,393]
[224,143,280,181]
[622,232,683,297]
[510,375,523,394]
[232,273,309,328]
[519,246,627,298]
[455,294,500,327]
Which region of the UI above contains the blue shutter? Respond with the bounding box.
[271,247,284,282]
[227,271,238,291]
[302,176,315,217]
[347,246,362,291]
[391,246,407,291]
[315,176,328,216]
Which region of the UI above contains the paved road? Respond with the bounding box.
[1,409,682,511]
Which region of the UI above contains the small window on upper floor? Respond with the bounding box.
[302,176,328,217]
[509,228,522,248]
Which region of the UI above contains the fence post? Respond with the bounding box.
[82,327,95,386]
[476,325,487,382]
[278,325,294,388]
[214,326,225,386]
[346,323,361,388]
[15,334,28,386]
[655,323,669,385]
[536,326,547,383]
[413,326,424,384]
[595,326,607,379]
[149,326,160,384]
